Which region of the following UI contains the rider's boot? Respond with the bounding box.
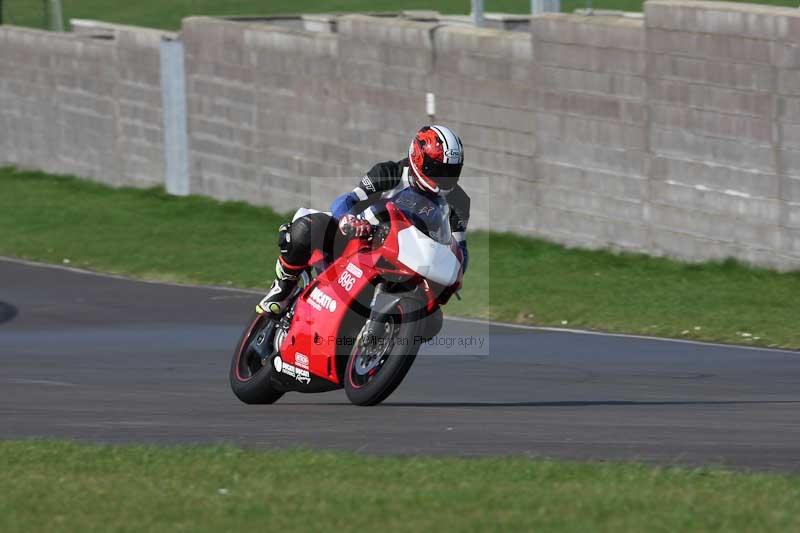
[257,258,305,315]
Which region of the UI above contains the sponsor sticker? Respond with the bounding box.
[282,362,296,378]
[295,352,309,369]
[295,367,311,384]
[308,287,337,313]
[346,262,364,279]
[444,148,461,159]
[275,355,311,384]
[361,176,376,193]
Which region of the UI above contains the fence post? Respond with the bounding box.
[49,0,64,31]
[160,37,190,197]
[471,0,484,27]
[531,0,561,14]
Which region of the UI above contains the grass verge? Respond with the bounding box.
[2,0,800,31]
[2,167,799,349]
[2,440,800,532]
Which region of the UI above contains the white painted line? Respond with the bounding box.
[2,256,797,355]
[445,316,800,355]
[0,255,261,295]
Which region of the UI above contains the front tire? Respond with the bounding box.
[229,312,284,405]
[344,299,423,406]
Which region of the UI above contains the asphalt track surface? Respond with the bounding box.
[2,258,799,472]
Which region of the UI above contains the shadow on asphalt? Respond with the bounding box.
[279,400,800,408]
[0,301,18,326]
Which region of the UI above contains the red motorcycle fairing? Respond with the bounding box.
[271,202,451,392]
[277,253,378,389]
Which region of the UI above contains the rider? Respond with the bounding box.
[259,125,470,315]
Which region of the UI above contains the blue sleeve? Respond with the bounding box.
[331,191,359,220]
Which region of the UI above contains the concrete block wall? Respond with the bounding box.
[0,24,167,188]
[432,25,535,231]
[113,26,168,188]
[532,15,649,251]
[645,1,800,268]
[182,17,349,213]
[3,3,800,270]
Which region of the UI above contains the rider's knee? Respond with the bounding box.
[278,217,313,266]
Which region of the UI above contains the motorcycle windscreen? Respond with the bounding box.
[396,224,461,286]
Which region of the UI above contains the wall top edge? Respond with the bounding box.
[180,16,338,39]
[534,13,645,27]
[70,19,177,38]
[645,0,800,17]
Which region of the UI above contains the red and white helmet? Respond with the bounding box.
[408,125,464,194]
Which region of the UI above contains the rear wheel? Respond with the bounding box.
[344,300,422,406]
[229,312,284,404]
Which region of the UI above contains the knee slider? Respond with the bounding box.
[277,223,292,255]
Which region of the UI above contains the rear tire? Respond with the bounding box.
[229,313,284,405]
[344,299,422,406]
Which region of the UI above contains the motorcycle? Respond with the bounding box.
[229,187,464,406]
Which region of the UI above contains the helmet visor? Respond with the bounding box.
[422,159,462,191]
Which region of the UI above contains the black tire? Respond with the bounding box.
[344,299,423,406]
[229,312,284,405]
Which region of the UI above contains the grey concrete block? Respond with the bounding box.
[536,90,645,124]
[778,96,800,123]
[538,136,648,177]
[650,203,776,248]
[539,185,645,222]
[781,123,800,149]
[782,176,800,205]
[770,42,800,69]
[435,73,533,110]
[535,205,650,250]
[436,98,535,133]
[778,70,800,96]
[650,79,772,118]
[780,148,800,176]
[537,111,646,149]
[650,127,775,172]
[646,1,799,43]
[539,65,645,99]
[651,103,772,143]
[535,160,648,200]
[651,156,781,199]
[648,28,772,64]
[651,55,773,92]
[538,41,646,75]
[533,14,645,51]
[651,180,781,225]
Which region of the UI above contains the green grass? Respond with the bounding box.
[2,0,799,31]
[1,440,800,532]
[2,167,799,349]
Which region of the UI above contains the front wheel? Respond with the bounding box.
[229,312,284,405]
[344,299,423,406]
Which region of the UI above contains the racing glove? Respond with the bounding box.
[338,214,373,239]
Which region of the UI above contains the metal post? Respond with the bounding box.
[532,0,561,14]
[49,0,64,31]
[471,0,484,27]
[160,37,190,197]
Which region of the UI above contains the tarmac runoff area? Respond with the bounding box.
[1,257,799,472]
